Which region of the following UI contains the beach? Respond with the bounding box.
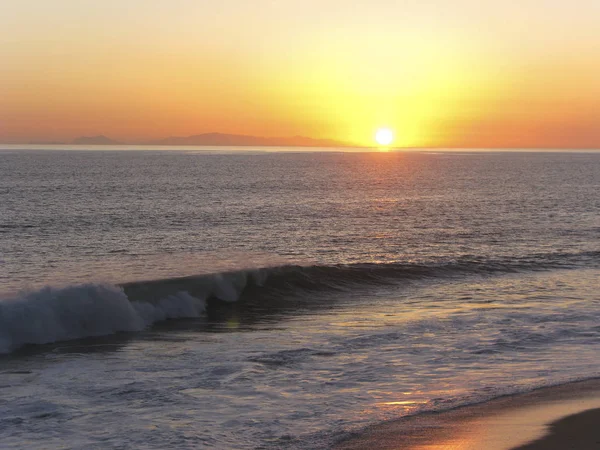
[336,379,600,450]
[3,0,600,447]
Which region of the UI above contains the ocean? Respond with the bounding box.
[1,148,599,449]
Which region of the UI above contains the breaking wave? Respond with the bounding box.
[1,250,598,354]
[0,285,206,354]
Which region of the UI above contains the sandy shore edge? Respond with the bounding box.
[334,378,600,450]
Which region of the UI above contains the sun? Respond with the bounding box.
[375,128,394,146]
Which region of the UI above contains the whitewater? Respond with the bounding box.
[1,149,599,448]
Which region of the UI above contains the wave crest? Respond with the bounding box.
[1,250,598,354]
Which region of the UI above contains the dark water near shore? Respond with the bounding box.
[1,149,599,448]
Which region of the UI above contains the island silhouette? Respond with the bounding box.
[58,133,353,147]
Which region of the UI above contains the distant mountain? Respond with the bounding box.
[147,133,349,148]
[32,132,354,148]
[72,135,121,145]
[27,140,64,145]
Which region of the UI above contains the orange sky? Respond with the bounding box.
[1,1,599,148]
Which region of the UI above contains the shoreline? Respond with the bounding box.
[334,378,600,450]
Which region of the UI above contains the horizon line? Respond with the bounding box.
[2,144,600,152]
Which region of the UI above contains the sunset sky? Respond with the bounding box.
[1,1,599,148]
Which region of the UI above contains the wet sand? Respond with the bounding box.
[335,378,600,450]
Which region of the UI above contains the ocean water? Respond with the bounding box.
[0,148,599,449]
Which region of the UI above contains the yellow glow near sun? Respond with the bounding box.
[375,128,394,146]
